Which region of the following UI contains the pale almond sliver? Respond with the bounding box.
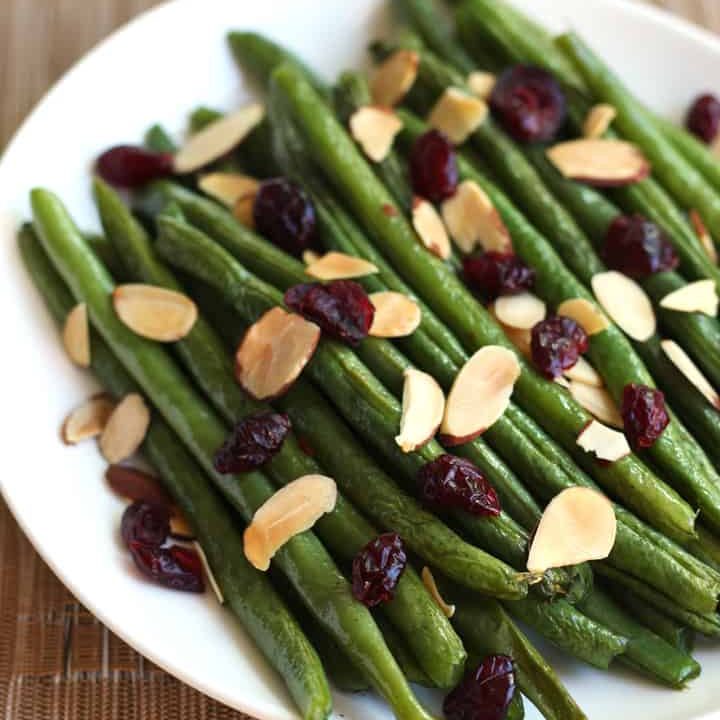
[62,394,116,445]
[494,292,546,330]
[570,381,623,428]
[576,419,630,462]
[467,71,496,100]
[427,87,488,145]
[371,50,419,107]
[690,209,718,264]
[661,339,720,408]
[193,541,225,604]
[659,279,718,317]
[234,192,257,228]
[421,566,455,618]
[488,303,531,358]
[302,250,320,266]
[396,368,445,453]
[99,393,151,464]
[556,298,610,336]
[305,252,378,280]
[62,302,91,367]
[412,197,451,260]
[369,291,422,338]
[349,106,403,162]
[582,103,617,139]
[198,172,260,207]
[591,271,656,341]
[564,357,603,388]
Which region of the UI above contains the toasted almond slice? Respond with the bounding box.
[235,307,320,400]
[547,139,650,187]
[467,71,496,100]
[554,375,571,389]
[591,271,656,341]
[302,250,320,266]
[99,393,151,463]
[440,346,520,445]
[198,172,260,207]
[442,180,512,254]
[556,297,610,336]
[349,106,403,162]
[421,566,455,618]
[576,419,630,463]
[690,209,718,264]
[174,104,264,173]
[582,103,617,139]
[494,292,546,330]
[660,279,719,317]
[427,88,488,145]
[113,284,198,342]
[243,475,337,571]
[564,357,603,388]
[62,394,115,445]
[395,368,445,452]
[170,513,195,541]
[661,339,720,408]
[369,291,422,338]
[305,251,378,280]
[233,192,257,228]
[62,303,90,368]
[105,465,172,507]
[371,50,419,107]
[412,197,451,260]
[570,382,623,428]
[527,487,616,573]
[488,303,532,358]
[193,541,224,604]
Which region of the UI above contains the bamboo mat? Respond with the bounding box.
[0,1,717,718]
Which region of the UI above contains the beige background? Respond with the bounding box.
[0,1,717,718]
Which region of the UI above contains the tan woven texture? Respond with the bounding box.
[0,1,716,718]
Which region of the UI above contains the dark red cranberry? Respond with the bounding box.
[621,383,670,450]
[603,215,679,278]
[284,280,374,346]
[444,655,516,720]
[121,501,170,547]
[96,145,174,188]
[463,252,535,300]
[297,435,316,457]
[129,542,205,593]
[417,455,501,516]
[253,178,317,257]
[351,533,407,607]
[686,94,720,143]
[409,130,459,202]
[531,315,589,379]
[490,65,566,143]
[213,412,291,474]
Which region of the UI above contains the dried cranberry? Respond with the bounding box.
[603,215,679,278]
[409,130,459,202]
[121,501,170,547]
[96,145,174,188]
[213,412,291,474]
[129,542,205,593]
[463,252,535,300]
[531,315,588,379]
[417,455,501,516]
[351,533,407,607]
[444,655,516,720]
[284,280,374,346]
[490,66,566,143]
[621,383,670,450]
[253,178,317,257]
[686,94,720,143]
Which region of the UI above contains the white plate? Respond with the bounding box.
[1,0,720,718]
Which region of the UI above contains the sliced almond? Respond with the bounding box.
[440,346,520,445]
[554,375,571,389]
[193,541,224,605]
[564,357,603,388]
[305,251,378,281]
[690,209,718,264]
[421,566,455,618]
[467,71,496,100]
[99,393,151,464]
[173,103,264,173]
[62,394,115,445]
[442,180,512,254]
[661,339,720,408]
[235,307,320,400]
[233,192,257,228]
[556,297,609,336]
[494,292,546,330]
[62,303,91,368]
[527,487,616,573]
[371,50,419,107]
[369,292,422,338]
[659,279,718,317]
[576,419,630,463]
[198,172,260,207]
[591,271,656,341]
[395,368,445,452]
[243,474,337,571]
[412,197,451,260]
[570,382,623,427]
[427,87,488,145]
[547,139,650,187]
[302,250,320,266]
[582,103,617,139]
[170,513,195,541]
[489,303,532,358]
[349,106,403,162]
[113,284,198,342]
[105,465,172,507]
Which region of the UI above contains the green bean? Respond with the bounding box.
[144,124,177,153]
[189,106,224,134]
